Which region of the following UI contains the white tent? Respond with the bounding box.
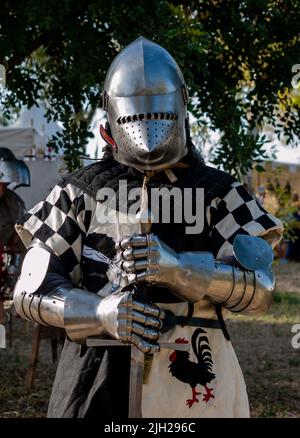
[10,103,62,141]
[0,105,64,209]
[0,127,44,158]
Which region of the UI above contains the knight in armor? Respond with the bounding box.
[14,37,283,418]
[0,147,30,321]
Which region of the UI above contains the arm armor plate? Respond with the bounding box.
[13,240,164,352]
[170,235,275,314]
[13,243,108,341]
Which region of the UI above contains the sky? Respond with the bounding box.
[271,143,300,164]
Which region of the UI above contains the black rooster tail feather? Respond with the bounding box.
[191,328,214,373]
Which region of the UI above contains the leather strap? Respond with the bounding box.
[179,302,194,327]
[215,304,230,341]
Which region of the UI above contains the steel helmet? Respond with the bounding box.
[0,147,30,187]
[102,37,188,171]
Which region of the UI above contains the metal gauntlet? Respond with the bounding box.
[117,234,275,315]
[174,242,275,315]
[13,242,164,353]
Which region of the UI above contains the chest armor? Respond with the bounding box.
[65,154,235,302]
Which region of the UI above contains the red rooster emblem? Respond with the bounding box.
[168,328,215,408]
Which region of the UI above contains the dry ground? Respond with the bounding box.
[0,261,299,418]
[0,321,57,418]
[228,300,300,417]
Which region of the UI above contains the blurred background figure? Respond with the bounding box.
[0,147,30,323]
[291,192,299,206]
[255,185,266,207]
[285,192,300,261]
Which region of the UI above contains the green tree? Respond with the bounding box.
[1,0,300,172]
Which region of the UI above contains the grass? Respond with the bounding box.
[274,291,300,305]
[227,295,300,418]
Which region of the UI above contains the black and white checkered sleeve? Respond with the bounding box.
[17,182,93,283]
[208,181,284,258]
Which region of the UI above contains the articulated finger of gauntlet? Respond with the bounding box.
[116,233,179,287]
[98,290,165,354]
[97,291,132,340]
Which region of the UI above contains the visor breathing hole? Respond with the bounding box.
[116,112,178,124]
